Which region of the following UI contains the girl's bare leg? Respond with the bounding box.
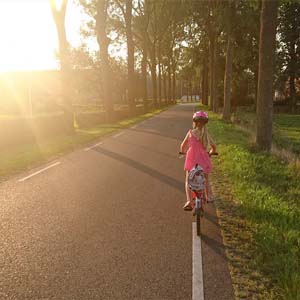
[185,171,192,203]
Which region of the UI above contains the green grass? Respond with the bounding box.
[232,109,300,154]
[0,107,168,181]
[273,114,300,154]
[207,113,300,299]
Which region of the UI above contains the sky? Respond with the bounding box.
[0,0,87,72]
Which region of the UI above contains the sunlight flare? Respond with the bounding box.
[0,0,81,72]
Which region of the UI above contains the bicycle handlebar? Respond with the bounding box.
[179,151,218,157]
[209,152,218,157]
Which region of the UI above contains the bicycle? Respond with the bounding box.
[179,151,218,236]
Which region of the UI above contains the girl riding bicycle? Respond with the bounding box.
[180,111,217,210]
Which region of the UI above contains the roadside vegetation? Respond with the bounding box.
[207,113,300,300]
[0,107,168,181]
[232,108,300,155]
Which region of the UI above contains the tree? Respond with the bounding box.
[139,0,184,106]
[190,0,210,105]
[96,0,114,120]
[223,0,235,121]
[125,0,135,113]
[76,0,114,120]
[256,0,279,152]
[145,0,158,107]
[50,0,74,131]
[278,1,300,113]
[201,43,209,105]
[133,2,150,110]
[208,1,215,111]
[207,0,222,113]
[231,0,260,107]
[113,0,136,114]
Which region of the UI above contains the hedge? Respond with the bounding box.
[0,114,73,149]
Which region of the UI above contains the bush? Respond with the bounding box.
[75,111,106,128]
[0,114,73,149]
[75,104,155,128]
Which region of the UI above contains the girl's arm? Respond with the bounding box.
[208,134,217,154]
[180,131,190,153]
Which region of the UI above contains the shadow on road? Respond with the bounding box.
[127,127,184,141]
[201,234,227,260]
[203,209,220,227]
[113,139,179,160]
[94,147,184,193]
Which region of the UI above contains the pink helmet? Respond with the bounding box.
[193,111,208,122]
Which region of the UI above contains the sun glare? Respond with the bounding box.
[55,0,64,10]
[0,0,81,73]
[0,0,126,73]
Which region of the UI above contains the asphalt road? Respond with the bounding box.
[0,104,234,300]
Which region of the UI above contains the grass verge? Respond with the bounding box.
[207,113,300,299]
[0,107,170,182]
[232,109,300,155]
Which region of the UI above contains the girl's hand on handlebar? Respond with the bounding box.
[208,150,218,157]
[178,151,186,158]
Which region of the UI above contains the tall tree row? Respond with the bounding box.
[50,0,74,131]
[96,0,113,120]
[222,0,235,122]
[278,1,300,113]
[52,0,298,152]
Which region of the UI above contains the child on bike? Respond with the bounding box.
[180,111,217,210]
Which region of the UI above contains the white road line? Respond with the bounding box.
[193,222,205,300]
[113,132,124,138]
[18,162,61,182]
[84,142,103,151]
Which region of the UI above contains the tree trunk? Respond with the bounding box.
[96,0,113,121]
[223,0,235,121]
[149,45,158,108]
[289,42,296,113]
[202,56,209,105]
[204,70,209,105]
[141,46,148,112]
[167,58,172,103]
[186,83,189,102]
[256,0,279,152]
[212,37,218,113]
[201,74,205,104]
[150,62,158,107]
[50,0,73,132]
[125,0,135,115]
[163,65,167,102]
[223,35,233,121]
[254,68,258,108]
[158,43,162,106]
[209,33,215,111]
[172,58,176,103]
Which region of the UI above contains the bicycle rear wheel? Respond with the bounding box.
[196,213,201,236]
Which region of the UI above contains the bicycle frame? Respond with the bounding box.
[191,190,206,214]
[179,151,218,236]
